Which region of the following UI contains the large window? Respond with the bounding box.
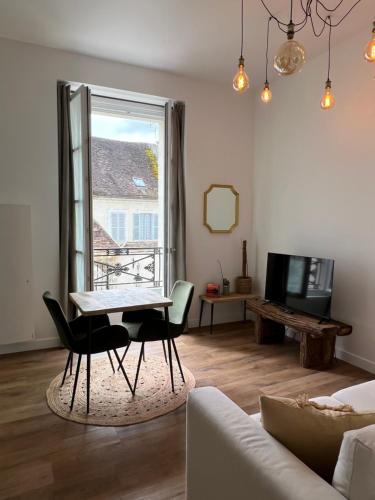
[133,213,158,241]
[109,211,127,244]
[90,93,167,291]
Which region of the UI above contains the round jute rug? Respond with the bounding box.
[46,354,195,426]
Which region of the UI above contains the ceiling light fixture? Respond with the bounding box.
[364,21,375,62]
[273,0,306,76]
[321,18,335,110]
[261,17,273,103]
[233,0,368,108]
[233,0,250,93]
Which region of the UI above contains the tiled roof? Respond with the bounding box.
[92,221,118,249]
[91,137,158,199]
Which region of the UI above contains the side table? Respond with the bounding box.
[199,293,255,334]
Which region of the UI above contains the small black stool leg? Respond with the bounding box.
[133,343,144,393]
[70,354,82,411]
[199,299,204,328]
[143,344,146,362]
[69,352,73,375]
[118,342,131,370]
[113,348,134,395]
[171,339,185,383]
[210,303,214,335]
[162,340,168,364]
[107,350,115,373]
[167,338,175,392]
[61,351,72,387]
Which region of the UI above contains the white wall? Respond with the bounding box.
[0,38,253,351]
[252,30,375,372]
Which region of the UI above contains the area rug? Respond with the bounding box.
[46,354,195,426]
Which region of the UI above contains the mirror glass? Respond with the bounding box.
[204,184,239,233]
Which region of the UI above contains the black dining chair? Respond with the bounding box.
[119,280,194,393]
[43,291,133,411]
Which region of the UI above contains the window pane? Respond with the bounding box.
[110,211,126,244]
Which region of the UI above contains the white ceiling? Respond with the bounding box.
[0,0,372,87]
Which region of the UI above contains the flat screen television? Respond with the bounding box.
[265,252,334,320]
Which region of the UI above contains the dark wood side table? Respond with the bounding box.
[199,293,255,334]
[246,296,352,369]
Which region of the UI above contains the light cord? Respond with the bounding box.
[260,0,363,38]
[327,16,332,81]
[265,17,272,82]
[241,0,244,58]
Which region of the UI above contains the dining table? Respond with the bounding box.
[69,287,173,413]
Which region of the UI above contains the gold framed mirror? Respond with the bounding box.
[204,184,239,233]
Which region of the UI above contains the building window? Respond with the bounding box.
[109,211,127,244]
[133,177,145,187]
[133,213,158,241]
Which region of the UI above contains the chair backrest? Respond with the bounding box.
[42,291,74,350]
[169,280,194,328]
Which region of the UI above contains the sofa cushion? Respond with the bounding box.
[332,381,375,412]
[260,394,375,482]
[250,396,343,424]
[333,424,375,500]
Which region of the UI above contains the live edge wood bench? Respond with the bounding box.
[246,296,352,369]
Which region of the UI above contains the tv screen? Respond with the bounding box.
[265,252,334,320]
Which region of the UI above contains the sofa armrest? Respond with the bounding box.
[186,387,345,500]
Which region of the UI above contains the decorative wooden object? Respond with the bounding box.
[236,240,252,294]
[247,296,352,369]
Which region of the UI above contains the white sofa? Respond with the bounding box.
[186,381,375,500]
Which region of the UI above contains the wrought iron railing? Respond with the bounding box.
[93,247,163,290]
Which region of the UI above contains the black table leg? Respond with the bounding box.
[199,299,204,328]
[210,303,214,335]
[87,316,92,414]
[165,307,174,392]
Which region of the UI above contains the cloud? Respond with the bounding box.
[91,114,159,144]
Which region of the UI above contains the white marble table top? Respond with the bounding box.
[69,288,173,316]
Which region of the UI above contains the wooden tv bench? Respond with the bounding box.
[246,297,352,369]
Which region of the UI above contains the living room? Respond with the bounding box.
[0,1,374,499]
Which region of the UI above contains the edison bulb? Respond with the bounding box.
[320,83,335,110]
[233,58,250,93]
[261,83,272,103]
[364,32,375,62]
[274,40,306,76]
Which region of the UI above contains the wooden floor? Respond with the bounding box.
[0,321,372,500]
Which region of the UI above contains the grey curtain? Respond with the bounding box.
[169,101,187,290]
[57,81,76,317]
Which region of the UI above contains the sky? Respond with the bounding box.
[92,113,159,144]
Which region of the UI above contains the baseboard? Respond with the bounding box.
[335,348,375,374]
[0,337,61,355]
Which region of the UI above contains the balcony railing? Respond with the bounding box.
[93,247,163,290]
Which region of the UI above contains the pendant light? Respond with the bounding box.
[233,0,250,92]
[364,21,375,62]
[273,0,306,76]
[261,17,273,103]
[321,19,335,110]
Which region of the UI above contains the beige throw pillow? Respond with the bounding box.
[260,394,375,482]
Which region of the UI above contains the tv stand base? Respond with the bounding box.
[247,297,352,370]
